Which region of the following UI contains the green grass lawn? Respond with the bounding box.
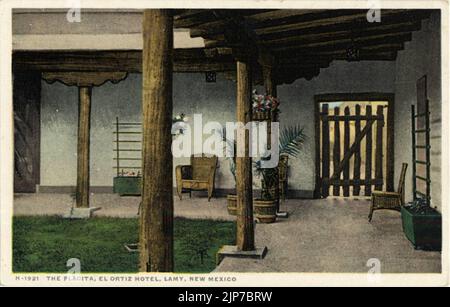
[13,216,235,273]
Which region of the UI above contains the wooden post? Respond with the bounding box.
[353,105,362,196]
[375,106,384,191]
[343,107,350,197]
[321,104,330,198]
[386,98,395,192]
[314,100,321,198]
[333,107,341,196]
[139,9,174,272]
[262,64,280,210]
[365,105,373,196]
[262,65,277,97]
[236,59,255,252]
[411,104,417,200]
[259,60,279,155]
[76,86,92,208]
[41,71,128,210]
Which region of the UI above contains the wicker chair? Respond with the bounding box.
[279,155,289,201]
[176,155,218,201]
[368,163,408,222]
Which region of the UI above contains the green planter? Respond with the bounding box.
[401,206,441,251]
[113,176,141,196]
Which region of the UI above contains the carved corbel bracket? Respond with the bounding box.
[42,71,128,87]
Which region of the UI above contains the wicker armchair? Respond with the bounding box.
[368,163,408,222]
[279,155,289,201]
[176,155,218,201]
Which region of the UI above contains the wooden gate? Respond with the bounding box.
[315,94,395,198]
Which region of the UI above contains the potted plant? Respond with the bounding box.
[251,90,280,121]
[225,126,306,223]
[401,198,442,251]
[253,125,306,223]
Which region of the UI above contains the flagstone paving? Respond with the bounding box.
[215,198,442,274]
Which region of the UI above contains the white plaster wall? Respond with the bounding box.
[40,73,237,189]
[394,12,442,211]
[40,61,396,195]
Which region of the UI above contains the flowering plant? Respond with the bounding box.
[172,113,188,136]
[173,113,186,124]
[252,90,280,113]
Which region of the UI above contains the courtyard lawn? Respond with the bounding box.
[13,216,235,273]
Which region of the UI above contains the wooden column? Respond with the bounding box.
[236,59,255,252]
[76,86,92,208]
[262,65,277,97]
[262,64,280,209]
[262,64,276,150]
[42,72,128,210]
[139,9,174,272]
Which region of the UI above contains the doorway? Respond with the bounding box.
[314,93,395,198]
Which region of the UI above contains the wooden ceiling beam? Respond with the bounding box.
[186,9,283,36]
[276,46,401,60]
[174,9,215,28]
[249,9,363,29]
[261,21,421,48]
[254,9,420,36]
[278,61,331,68]
[278,57,332,66]
[273,33,409,54]
[12,50,236,73]
[245,9,328,23]
[189,9,369,38]
[190,9,417,38]
[174,9,274,28]
[259,10,429,41]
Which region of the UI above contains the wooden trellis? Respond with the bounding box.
[112,117,142,196]
[412,75,431,204]
[113,117,142,176]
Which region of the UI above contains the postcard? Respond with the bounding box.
[0,0,448,289]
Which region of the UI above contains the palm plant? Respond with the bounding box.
[279,125,306,158]
[224,125,306,195]
[255,125,306,200]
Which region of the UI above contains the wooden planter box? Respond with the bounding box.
[401,206,442,251]
[227,195,277,224]
[254,199,277,223]
[113,176,141,196]
[252,110,278,122]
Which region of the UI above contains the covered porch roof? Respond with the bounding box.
[13,9,431,84]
